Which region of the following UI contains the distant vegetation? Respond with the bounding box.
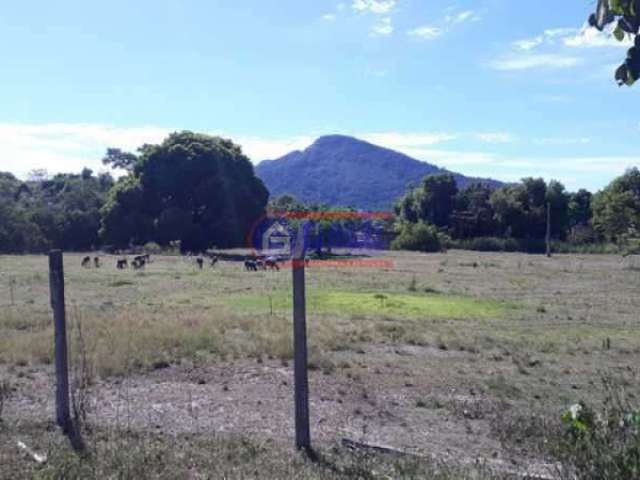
[0,131,638,255]
[393,169,640,253]
[0,132,268,253]
[0,169,114,253]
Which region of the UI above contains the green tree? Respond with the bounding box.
[269,194,306,212]
[100,131,269,251]
[546,180,570,240]
[592,167,640,240]
[100,176,154,247]
[568,189,593,228]
[489,178,568,240]
[102,148,138,171]
[587,0,640,86]
[395,174,458,228]
[391,221,443,252]
[451,183,497,238]
[490,184,529,238]
[0,169,113,253]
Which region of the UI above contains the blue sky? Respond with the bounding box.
[0,0,637,192]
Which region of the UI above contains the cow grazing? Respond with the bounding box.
[244,259,258,271]
[94,257,100,268]
[116,258,128,269]
[265,257,280,271]
[196,257,204,269]
[81,256,91,268]
[133,255,146,264]
[132,257,146,270]
[210,255,219,267]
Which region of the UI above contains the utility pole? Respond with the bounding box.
[546,202,552,258]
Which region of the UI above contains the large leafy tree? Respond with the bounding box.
[546,180,571,240]
[395,174,458,228]
[100,131,269,251]
[568,189,593,228]
[592,167,640,240]
[489,178,570,240]
[588,0,640,85]
[451,183,497,238]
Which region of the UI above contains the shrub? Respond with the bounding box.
[551,378,640,480]
[450,236,622,254]
[451,237,517,252]
[143,241,162,254]
[391,222,443,252]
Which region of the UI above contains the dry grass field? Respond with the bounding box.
[1,250,639,478]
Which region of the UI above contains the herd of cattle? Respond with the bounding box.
[80,252,286,272]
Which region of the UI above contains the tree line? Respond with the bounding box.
[0,130,638,255]
[392,168,640,253]
[0,132,268,254]
[0,169,114,253]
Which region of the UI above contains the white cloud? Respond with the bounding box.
[497,25,632,74]
[407,25,443,40]
[0,123,318,178]
[408,9,479,40]
[371,17,393,36]
[350,0,397,36]
[393,148,638,190]
[513,36,544,51]
[399,148,499,167]
[563,25,633,48]
[358,131,518,151]
[352,0,396,14]
[513,28,578,51]
[0,123,172,178]
[445,10,480,25]
[235,135,316,160]
[322,13,336,21]
[533,137,591,146]
[513,26,629,51]
[473,132,517,144]
[490,53,582,71]
[360,132,457,147]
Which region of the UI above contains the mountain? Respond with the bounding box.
[255,135,503,211]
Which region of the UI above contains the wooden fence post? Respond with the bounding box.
[48,250,71,433]
[292,254,311,452]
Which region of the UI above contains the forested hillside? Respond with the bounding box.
[255,135,502,210]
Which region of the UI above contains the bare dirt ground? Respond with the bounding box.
[1,250,640,477]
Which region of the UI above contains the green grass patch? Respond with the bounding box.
[226,290,509,321]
